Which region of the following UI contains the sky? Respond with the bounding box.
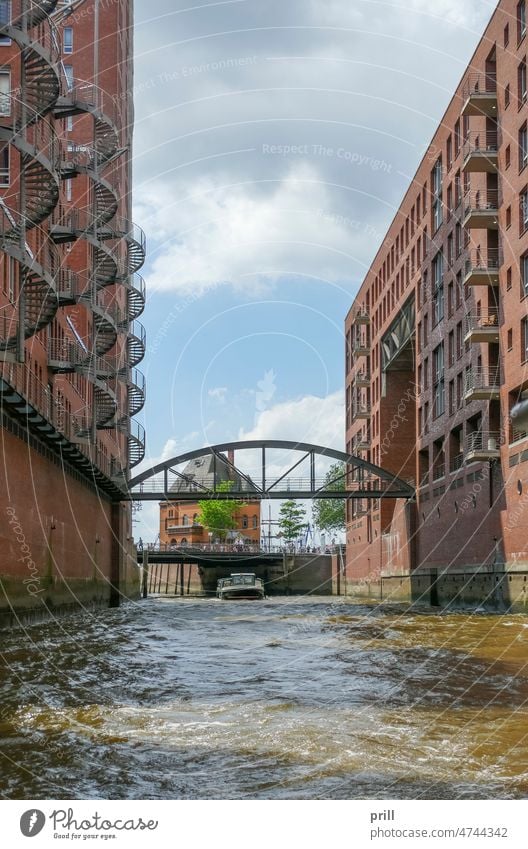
[131,0,495,541]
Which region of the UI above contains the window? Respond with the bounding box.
[456,372,463,408]
[432,158,442,232]
[520,123,528,170]
[519,60,527,106]
[506,144,511,169]
[449,380,455,416]
[242,516,248,529]
[507,266,512,290]
[454,120,461,157]
[447,135,452,171]
[521,252,528,296]
[433,343,445,417]
[182,515,189,526]
[0,68,10,115]
[505,23,510,47]
[433,283,444,326]
[252,515,258,529]
[63,26,73,54]
[507,205,512,228]
[448,280,454,317]
[447,232,453,266]
[0,1,11,45]
[63,64,74,90]
[0,142,8,185]
[65,178,72,201]
[519,1,526,43]
[521,187,528,232]
[506,83,511,108]
[508,328,513,351]
[455,223,462,257]
[522,317,528,362]
[456,321,463,359]
[424,356,429,390]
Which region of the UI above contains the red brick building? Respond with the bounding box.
[0,1,145,624]
[159,453,261,547]
[345,0,528,608]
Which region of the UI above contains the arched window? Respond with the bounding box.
[182,515,189,526]
[193,513,199,524]
[252,515,258,529]
[181,537,187,545]
[242,515,248,529]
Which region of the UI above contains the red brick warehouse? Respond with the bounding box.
[345,0,528,609]
[0,0,146,625]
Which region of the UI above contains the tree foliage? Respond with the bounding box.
[312,462,346,533]
[278,499,307,542]
[197,481,247,541]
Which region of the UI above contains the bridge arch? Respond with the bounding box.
[128,440,414,502]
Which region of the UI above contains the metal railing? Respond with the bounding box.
[463,188,499,215]
[462,72,497,100]
[60,77,118,127]
[465,248,502,273]
[466,431,502,454]
[432,462,445,481]
[450,453,465,473]
[463,131,499,160]
[465,308,500,333]
[465,368,501,393]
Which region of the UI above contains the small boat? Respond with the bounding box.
[216,573,265,600]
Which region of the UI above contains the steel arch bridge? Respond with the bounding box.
[127,440,414,502]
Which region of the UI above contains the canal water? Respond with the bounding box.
[1,597,528,799]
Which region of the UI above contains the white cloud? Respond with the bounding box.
[208,386,228,402]
[136,162,371,295]
[239,389,344,450]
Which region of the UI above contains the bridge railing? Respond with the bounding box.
[141,542,345,555]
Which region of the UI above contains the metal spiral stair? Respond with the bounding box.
[0,108,60,232]
[78,295,119,356]
[0,225,61,351]
[47,338,118,430]
[61,145,119,225]
[123,222,146,273]
[124,367,146,418]
[128,420,146,468]
[125,273,146,321]
[54,78,120,164]
[1,4,61,116]
[127,320,146,368]
[50,209,124,288]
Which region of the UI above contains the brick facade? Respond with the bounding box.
[345,0,528,607]
[0,1,145,624]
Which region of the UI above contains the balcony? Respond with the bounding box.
[461,73,498,118]
[353,433,371,451]
[432,462,445,482]
[464,368,501,402]
[464,308,500,344]
[352,338,370,357]
[354,370,370,388]
[352,306,370,325]
[462,189,499,229]
[352,404,371,420]
[464,249,501,286]
[465,431,501,463]
[462,132,499,173]
[449,453,465,473]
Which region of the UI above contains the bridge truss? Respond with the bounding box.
[127,440,414,502]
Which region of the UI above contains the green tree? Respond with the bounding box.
[312,462,346,533]
[197,481,247,541]
[278,499,307,543]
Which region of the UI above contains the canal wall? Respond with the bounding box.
[343,565,528,612]
[0,427,140,630]
[146,553,334,597]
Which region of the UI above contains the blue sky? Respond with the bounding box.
[131,0,495,540]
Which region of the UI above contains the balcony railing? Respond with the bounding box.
[462,132,499,172]
[464,308,500,342]
[465,368,501,399]
[466,431,502,460]
[462,189,499,228]
[352,338,370,355]
[352,405,371,420]
[354,370,370,386]
[432,462,445,482]
[464,248,501,285]
[450,453,465,473]
[352,306,370,325]
[461,73,498,117]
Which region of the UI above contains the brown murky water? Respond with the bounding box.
[1,597,528,799]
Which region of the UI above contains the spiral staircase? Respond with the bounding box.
[0,2,146,476]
